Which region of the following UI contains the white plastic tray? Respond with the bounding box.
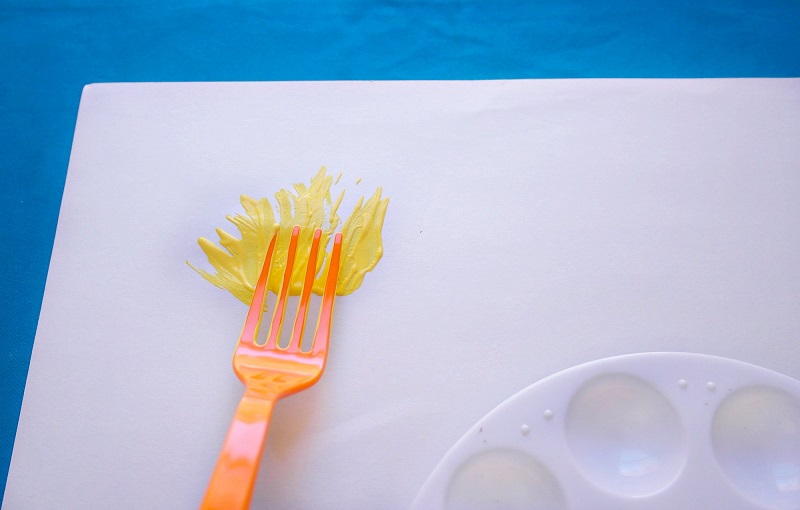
[412,352,800,510]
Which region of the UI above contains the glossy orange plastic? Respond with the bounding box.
[200,226,343,510]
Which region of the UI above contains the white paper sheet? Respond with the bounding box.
[6,79,800,509]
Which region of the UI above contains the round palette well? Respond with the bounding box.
[411,353,800,510]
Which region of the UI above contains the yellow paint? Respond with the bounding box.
[189,167,389,306]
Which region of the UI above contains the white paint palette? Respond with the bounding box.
[411,353,800,510]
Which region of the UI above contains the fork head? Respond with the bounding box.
[233,226,342,400]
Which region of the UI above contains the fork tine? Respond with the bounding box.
[286,228,323,353]
[239,230,278,346]
[311,232,343,356]
[264,225,301,349]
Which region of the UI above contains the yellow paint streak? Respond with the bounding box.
[189,167,388,306]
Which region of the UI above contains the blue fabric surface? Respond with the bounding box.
[1,0,799,502]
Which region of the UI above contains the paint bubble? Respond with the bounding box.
[521,424,530,436]
[678,379,688,389]
[712,385,800,510]
[543,410,553,420]
[707,382,717,392]
[446,449,567,510]
[564,373,686,496]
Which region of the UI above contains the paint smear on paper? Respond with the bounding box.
[188,167,389,306]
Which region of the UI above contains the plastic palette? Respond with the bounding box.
[411,353,800,510]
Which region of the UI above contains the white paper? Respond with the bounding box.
[6,79,800,509]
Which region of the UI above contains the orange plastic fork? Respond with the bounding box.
[201,226,343,510]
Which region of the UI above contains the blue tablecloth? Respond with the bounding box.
[1,0,799,502]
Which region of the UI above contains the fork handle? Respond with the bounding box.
[201,393,275,510]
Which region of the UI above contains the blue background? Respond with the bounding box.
[1,0,799,502]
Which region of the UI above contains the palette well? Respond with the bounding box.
[412,353,800,510]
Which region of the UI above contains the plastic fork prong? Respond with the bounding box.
[311,232,343,356]
[264,225,301,349]
[286,228,323,353]
[239,230,278,346]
